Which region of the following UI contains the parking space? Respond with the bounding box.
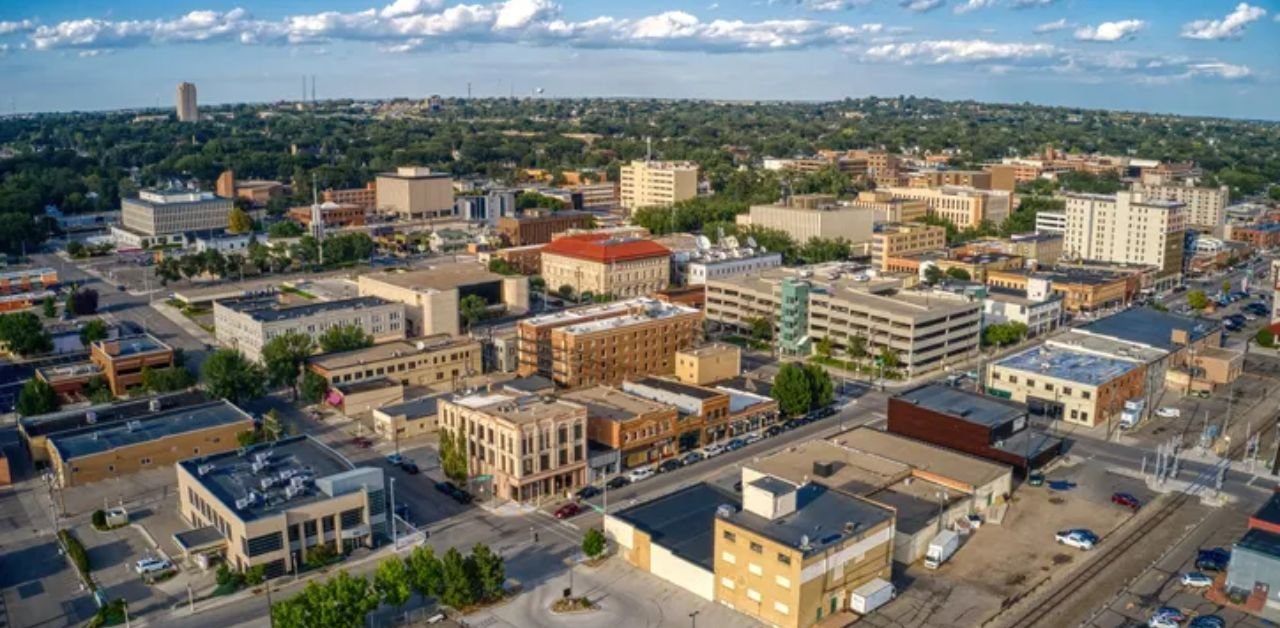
[0,483,99,628]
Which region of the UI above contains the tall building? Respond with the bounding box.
[496,210,595,246]
[619,160,698,210]
[322,184,378,212]
[879,186,1012,229]
[113,188,234,248]
[1132,181,1230,230]
[375,167,454,219]
[1063,191,1186,290]
[356,264,529,337]
[213,296,406,363]
[907,170,992,190]
[870,224,947,271]
[539,235,671,298]
[848,190,929,223]
[1035,210,1067,235]
[745,195,875,244]
[176,82,198,122]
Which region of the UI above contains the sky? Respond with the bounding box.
[0,0,1277,119]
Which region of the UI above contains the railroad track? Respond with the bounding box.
[999,417,1276,628]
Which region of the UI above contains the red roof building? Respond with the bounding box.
[540,236,672,299]
[540,235,671,264]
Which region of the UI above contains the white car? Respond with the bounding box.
[1148,616,1179,628]
[134,557,172,575]
[1155,407,1181,418]
[743,432,763,445]
[702,443,726,458]
[1180,572,1213,588]
[627,467,655,483]
[1054,530,1097,550]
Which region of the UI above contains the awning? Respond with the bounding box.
[173,526,226,556]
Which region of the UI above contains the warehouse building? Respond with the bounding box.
[19,391,209,466]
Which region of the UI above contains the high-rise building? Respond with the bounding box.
[619,160,698,210]
[374,167,454,219]
[1063,191,1186,290]
[176,82,198,122]
[870,224,947,271]
[745,195,875,244]
[879,186,1012,229]
[1131,181,1230,230]
[112,188,235,248]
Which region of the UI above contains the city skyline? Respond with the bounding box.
[0,0,1277,119]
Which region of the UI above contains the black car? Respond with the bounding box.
[433,481,473,504]
[575,485,602,500]
[1196,547,1231,571]
[399,461,420,475]
[764,426,783,438]
[606,475,631,490]
[657,459,683,473]
[818,407,837,418]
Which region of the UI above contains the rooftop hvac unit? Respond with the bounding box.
[285,484,304,500]
[260,476,276,491]
[812,460,837,478]
[126,420,142,432]
[799,534,812,551]
[716,504,736,519]
[85,411,97,424]
[290,475,306,489]
[148,398,162,413]
[254,453,270,467]
[197,463,215,477]
[234,496,252,510]
[251,461,267,474]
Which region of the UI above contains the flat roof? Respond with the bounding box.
[376,394,444,420]
[678,343,739,358]
[867,479,964,535]
[1048,330,1168,364]
[95,333,171,358]
[309,335,476,371]
[1077,307,1218,351]
[221,295,395,323]
[501,374,555,394]
[51,400,253,461]
[725,483,894,559]
[359,264,504,292]
[749,476,797,496]
[335,377,402,395]
[994,344,1140,386]
[180,435,357,522]
[1253,491,1280,526]
[611,483,739,570]
[830,427,1011,489]
[452,392,584,425]
[993,428,1064,460]
[560,386,671,423]
[558,301,698,336]
[711,267,978,321]
[626,377,723,401]
[20,391,209,437]
[750,439,910,495]
[521,297,655,329]
[894,384,1027,428]
[174,526,225,551]
[1237,528,1280,559]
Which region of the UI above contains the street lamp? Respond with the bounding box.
[689,610,700,628]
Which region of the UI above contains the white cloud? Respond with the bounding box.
[0,19,36,35]
[899,0,945,13]
[1073,19,1144,42]
[1010,0,1056,7]
[1188,62,1252,79]
[379,0,444,19]
[863,39,1056,64]
[1180,3,1266,40]
[804,0,870,10]
[953,0,997,15]
[1032,18,1069,34]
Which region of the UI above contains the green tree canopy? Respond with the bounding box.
[79,319,109,346]
[228,207,254,234]
[1187,290,1209,311]
[459,294,489,331]
[200,349,266,404]
[582,528,607,559]
[772,363,813,417]
[17,378,59,416]
[300,371,329,405]
[406,545,444,600]
[261,332,316,396]
[141,366,195,393]
[373,557,412,609]
[318,324,373,353]
[0,312,52,356]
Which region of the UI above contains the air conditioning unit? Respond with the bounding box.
[149,398,162,413]
[126,420,142,432]
[251,461,266,474]
[85,411,98,424]
[197,464,215,477]
[260,477,276,491]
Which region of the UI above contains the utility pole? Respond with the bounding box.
[390,477,398,544]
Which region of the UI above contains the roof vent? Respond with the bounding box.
[799,534,812,551]
[148,398,162,412]
[197,463,215,476]
[126,420,142,432]
[716,504,736,519]
[844,522,859,534]
[85,411,97,424]
[812,460,837,478]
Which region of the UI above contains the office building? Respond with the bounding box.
[116,188,235,247]
[683,248,783,286]
[849,191,929,224]
[986,268,1133,314]
[1035,210,1067,235]
[307,335,482,390]
[763,156,868,179]
[332,377,405,417]
[871,224,947,271]
[176,82,198,122]
[214,296,406,363]
[288,202,366,228]
[322,184,378,212]
[437,392,588,502]
[20,391,209,466]
[1073,307,1236,394]
[982,282,1064,338]
[371,394,445,443]
[888,384,1063,472]
[540,235,671,299]
[49,400,253,487]
[214,171,289,207]
[1133,181,1230,229]
[620,160,698,210]
[175,435,388,577]
[497,210,595,246]
[705,267,982,377]
[563,386,680,469]
[908,170,992,190]
[745,195,874,244]
[375,167,454,219]
[674,344,741,386]
[1063,191,1187,290]
[455,189,517,224]
[879,186,1012,229]
[357,263,529,337]
[622,377,777,449]
[90,333,177,396]
[985,344,1147,429]
[518,297,702,388]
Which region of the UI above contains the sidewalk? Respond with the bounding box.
[151,301,217,345]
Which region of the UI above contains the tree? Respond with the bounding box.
[772,363,813,417]
[582,527,607,559]
[983,322,1029,347]
[923,265,945,286]
[300,371,328,404]
[70,288,99,315]
[878,346,901,371]
[179,254,204,279]
[440,548,476,609]
[848,334,868,362]
[487,259,520,276]
[245,565,266,586]
[42,296,56,318]
[1187,290,1209,311]
[201,349,266,404]
[79,319,109,346]
[802,363,835,408]
[261,332,315,397]
[85,376,114,404]
[459,294,488,331]
[469,543,505,602]
[155,257,182,285]
[268,220,305,239]
[141,366,195,392]
[1222,279,1233,295]
[322,571,380,627]
[945,267,972,281]
[374,557,412,608]
[0,312,53,356]
[318,324,373,353]
[17,378,58,416]
[1257,328,1276,348]
[438,430,469,484]
[815,337,833,358]
[557,284,575,301]
[228,207,253,234]
[66,241,86,258]
[749,316,772,342]
[406,545,444,600]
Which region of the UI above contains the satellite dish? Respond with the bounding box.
[695,235,712,251]
[723,235,740,249]
[746,236,758,248]
[759,245,768,253]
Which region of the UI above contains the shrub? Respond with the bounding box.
[59,529,91,577]
[91,509,107,530]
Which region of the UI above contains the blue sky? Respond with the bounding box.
[1,0,1277,119]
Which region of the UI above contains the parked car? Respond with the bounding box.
[818,407,838,418]
[627,466,655,483]
[1152,607,1187,623]
[657,459,683,474]
[763,426,783,438]
[1147,616,1179,628]
[386,453,404,465]
[1196,548,1230,571]
[399,461,420,475]
[1155,407,1181,418]
[1189,615,1225,628]
[1111,492,1141,510]
[1055,529,1097,550]
[743,432,763,445]
[725,438,747,452]
[1180,572,1213,588]
[702,443,726,457]
[681,451,705,466]
[575,485,602,500]
[1027,472,1045,487]
[606,475,631,490]
[434,481,473,504]
[134,558,172,575]
[554,502,583,519]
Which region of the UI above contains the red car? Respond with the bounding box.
[554,503,583,519]
[1111,492,1141,510]
[351,437,373,449]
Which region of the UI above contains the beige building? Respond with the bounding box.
[745,195,874,244]
[438,392,588,502]
[49,400,252,488]
[674,343,740,385]
[907,170,991,190]
[308,335,482,390]
[175,435,388,578]
[871,224,947,271]
[880,186,1012,229]
[563,385,680,469]
[1063,191,1186,289]
[213,296,406,363]
[371,394,446,443]
[176,82,198,122]
[848,190,929,223]
[620,160,698,209]
[539,236,671,299]
[1132,181,1230,229]
[357,263,529,337]
[375,167,454,219]
[120,189,234,239]
[986,344,1147,428]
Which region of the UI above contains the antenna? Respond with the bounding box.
[646,137,652,162]
[301,75,306,103]
[311,75,316,103]
[467,82,472,99]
